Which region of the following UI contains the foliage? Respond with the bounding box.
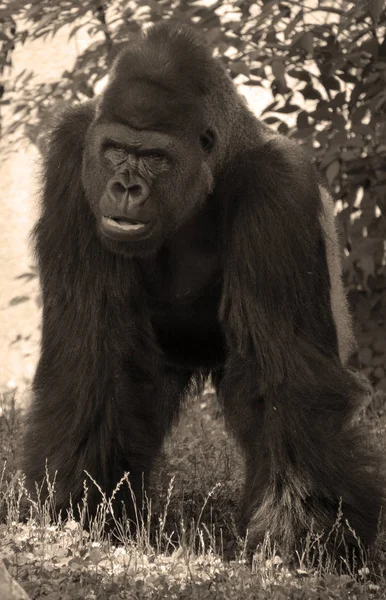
[1,0,385,383]
[0,7,16,136]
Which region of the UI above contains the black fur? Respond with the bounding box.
[24,23,384,555]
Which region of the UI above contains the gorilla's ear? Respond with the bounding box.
[217,137,338,387]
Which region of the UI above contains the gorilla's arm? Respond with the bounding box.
[220,133,338,386]
[25,105,188,518]
[218,131,383,549]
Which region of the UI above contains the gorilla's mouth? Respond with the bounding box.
[102,215,148,232]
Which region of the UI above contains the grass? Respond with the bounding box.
[0,387,386,599]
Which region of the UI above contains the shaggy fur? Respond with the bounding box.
[24,23,384,556]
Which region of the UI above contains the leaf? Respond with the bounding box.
[299,31,314,54]
[275,103,300,113]
[284,9,303,39]
[338,71,358,84]
[287,69,311,83]
[320,74,341,91]
[351,105,367,125]
[261,100,279,115]
[316,130,330,146]
[89,548,103,565]
[271,59,285,83]
[266,31,277,44]
[330,130,348,145]
[331,91,346,108]
[255,0,281,27]
[311,106,332,121]
[230,61,250,77]
[359,254,375,276]
[297,111,309,129]
[291,126,314,139]
[341,150,360,161]
[360,38,379,57]
[278,122,289,135]
[271,79,290,95]
[346,136,365,148]
[326,160,340,185]
[14,272,37,282]
[68,24,86,41]
[300,84,321,100]
[9,296,30,307]
[262,116,281,124]
[331,113,346,130]
[369,0,384,25]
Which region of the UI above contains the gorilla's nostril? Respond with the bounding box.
[111,181,127,196]
[128,184,143,197]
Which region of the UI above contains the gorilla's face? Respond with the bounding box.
[82,77,215,257]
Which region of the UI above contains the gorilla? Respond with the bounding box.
[24,22,384,555]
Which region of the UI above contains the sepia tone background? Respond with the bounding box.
[0,3,385,599]
[1,1,385,400]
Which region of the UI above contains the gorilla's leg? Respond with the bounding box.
[24,363,192,526]
[218,350,383,556]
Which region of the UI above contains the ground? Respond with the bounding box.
[0,384,385,600]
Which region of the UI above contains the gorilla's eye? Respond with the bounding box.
[144,152,165,161]
[104,143,128,165]
[199,129,215,153]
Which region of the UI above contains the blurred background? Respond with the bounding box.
[0,0,385,398]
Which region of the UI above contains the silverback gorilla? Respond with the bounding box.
[24,23,384,554]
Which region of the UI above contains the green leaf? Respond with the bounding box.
[9,296,30,307]
[316,130,330,146]
[291,127,314,139]
[311,106,332,121]
[320,74,341,91]
[297,111,309,129]
[266,31,277,44]
[261,100,279,115]
[230,61,250,77]
[331,92,346,108]
[262,116,281,124]
[346,137,365,148]
[300,84,321,100]
[275,103,300,113]
[359,254,375,276]
[278,122,289,135]
[287,69,311,83]
[369,0,384,25]
[284,9,303,39]
[326,160,340,184]
[337,71,358,84]
[255,0,281,27]
[360,38,379,57]
[331,113,346,130]
[271,59,285,83]
[330,131,348,146]
[299,31,314,54]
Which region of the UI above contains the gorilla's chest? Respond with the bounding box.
[149,283,226,370]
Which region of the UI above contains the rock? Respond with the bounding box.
[358,347,373,366]
[373,339,386,353]
[376,377,386,391]
[374,367,385,380]
[0,561,30,600]
[372,354,386,366]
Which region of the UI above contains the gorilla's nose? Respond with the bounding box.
[107,172,150,211]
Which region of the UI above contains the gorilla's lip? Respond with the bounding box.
[102,215,148,231]
[100,215,154,240]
